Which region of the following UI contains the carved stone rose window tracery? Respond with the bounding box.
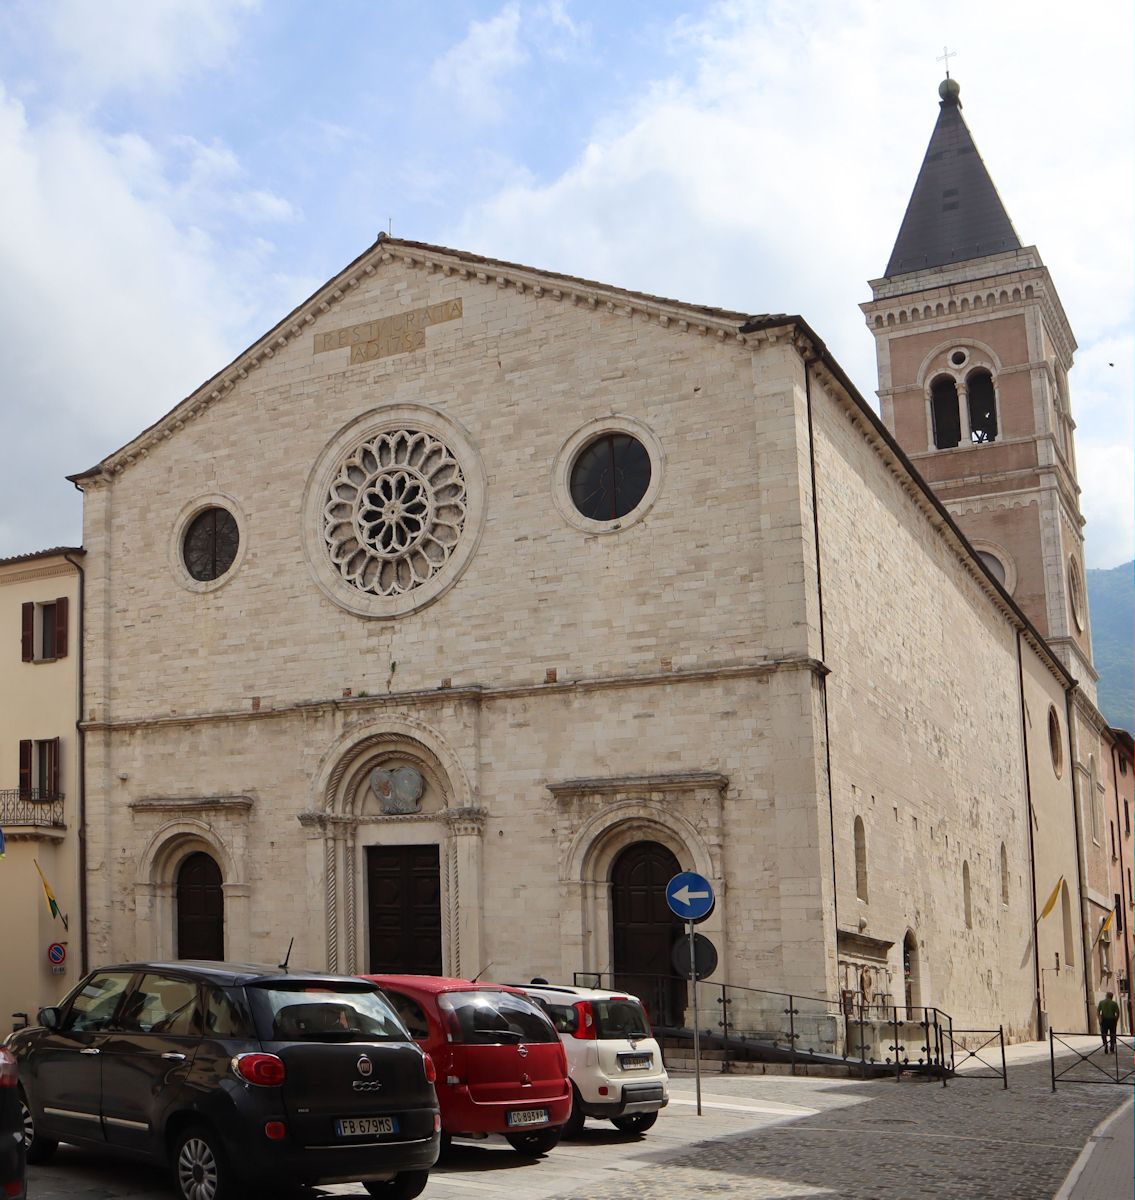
[323,430,467,596]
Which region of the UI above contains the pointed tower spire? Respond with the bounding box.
[885,79,1021,276]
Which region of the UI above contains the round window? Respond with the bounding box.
[183,507,239,581]
[976,550,1006,587]
[569,433,651,522]
[1048,706,1063,779]
[1068,557,1086,631]
[950,349,968,367]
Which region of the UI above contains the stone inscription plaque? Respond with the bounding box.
[314,299,463,364]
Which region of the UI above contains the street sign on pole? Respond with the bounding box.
[665,872,715,922]
[672,932,718,981]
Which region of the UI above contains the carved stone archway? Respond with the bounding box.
[301,717,484,976]
[548,772,727,983]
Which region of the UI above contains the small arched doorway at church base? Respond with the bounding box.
[903,931,921,1015]
[611,841,686,1028]
[176,851,225,960]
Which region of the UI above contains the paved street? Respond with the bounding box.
[26,1040,1130,1199]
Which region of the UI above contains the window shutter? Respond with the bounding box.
[21,603,34,661]
[19,740,32,795]
[54,596,69,658]
[49,737,61,796]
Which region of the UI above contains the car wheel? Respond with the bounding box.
[363,1170,430,1199]
[19,1089,58,1164]
[505,1126,563,1156]
[173,1124,235,1200]
[562,1087,585,1138]
[611,1111,658,1135]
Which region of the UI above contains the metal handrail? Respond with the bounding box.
[0,789,66,827]
[573,969,954,1078]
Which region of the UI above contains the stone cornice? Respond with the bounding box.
[296,805,487,834]
[0,560,82,587]
[547,771,729,800]
[861,264,1076,366]
[68,237,777,489]
[129,795,254,813]
[81,655,828,734]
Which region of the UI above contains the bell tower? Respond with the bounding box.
[861,77,1096,699]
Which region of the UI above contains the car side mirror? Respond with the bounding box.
[37,1006,61,1031]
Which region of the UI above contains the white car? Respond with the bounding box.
[518,983,669,1136]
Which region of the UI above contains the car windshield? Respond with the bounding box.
[438,990,558,1045]
[593,998,650,1039]
[540,997,650,1039]
[249,983,410,1043]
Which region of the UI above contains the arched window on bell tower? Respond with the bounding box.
[930,375,961,449]
[966,369,998,443]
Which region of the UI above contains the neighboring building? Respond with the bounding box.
[862,76,1117,1035]
[1106,728,1134,1030]
[0,547,84,1034]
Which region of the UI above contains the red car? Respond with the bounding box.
[364,976,570,1156]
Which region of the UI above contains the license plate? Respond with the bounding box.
[335,1116,399,1138]
[619,1053,652,1070]
[506,1108,548,1127]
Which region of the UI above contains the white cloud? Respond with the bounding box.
[0,84,283,554]
[448,0,1134,567]
[430,2,528,123]
[46,0,259,96]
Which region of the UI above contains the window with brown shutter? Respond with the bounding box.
[19,739,32,796]
[21,603,34,661]
[48,737,61,796]
[54,596,69,659]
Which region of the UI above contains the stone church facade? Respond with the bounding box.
[71,81,1107,1042]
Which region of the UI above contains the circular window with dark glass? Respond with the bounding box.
[183,507,239,582]
[569,433,651,522]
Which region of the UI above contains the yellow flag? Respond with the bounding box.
[1093,909,1115,946]
[1039,876,1064,920]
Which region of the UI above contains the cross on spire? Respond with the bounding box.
[937,45,957,78]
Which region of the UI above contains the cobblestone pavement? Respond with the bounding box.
[24,1041,1130,1200]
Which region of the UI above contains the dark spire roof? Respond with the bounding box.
[884,78,1021,277]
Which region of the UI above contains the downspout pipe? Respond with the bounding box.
[802,358,840,966]
[1015,632,1044,1037]
[62,549,87,977]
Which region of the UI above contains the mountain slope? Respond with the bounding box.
[1087,560,1133,730]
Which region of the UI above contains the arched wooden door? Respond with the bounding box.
[176,852,225,961]
[611,841,686,1029]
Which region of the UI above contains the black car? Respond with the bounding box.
[0,1046,27,1200]
[8,961,440,1200]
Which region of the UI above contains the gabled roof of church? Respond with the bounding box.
[69,235,787,483]
[884,79,1021,277]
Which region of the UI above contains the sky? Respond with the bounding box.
[1,0,1131,568]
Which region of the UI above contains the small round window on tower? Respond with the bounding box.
[1048,706,1063,779]
[1068,557,1086,632]
[950,349,968,367]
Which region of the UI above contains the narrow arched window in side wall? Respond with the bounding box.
[854,816,868,902]
[1000,843,1009,907]
[962,860,973,929]
[930,376,961,448]
[967,369,998,443]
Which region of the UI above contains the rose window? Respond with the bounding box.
[323,430,467,596]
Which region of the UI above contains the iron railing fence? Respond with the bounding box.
[1050,1031,1135,1090]
[939,1026,1008,1088]
[572,970,953,1078]
[0,789,65,828]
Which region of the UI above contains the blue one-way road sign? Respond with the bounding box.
[666,871,715,921]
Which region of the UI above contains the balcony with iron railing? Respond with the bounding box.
[0,789,66,833]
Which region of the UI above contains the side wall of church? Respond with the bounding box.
[810,373,1083,1035]
[78,258,837,1009]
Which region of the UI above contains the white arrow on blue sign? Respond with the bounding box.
[665,871,715,921]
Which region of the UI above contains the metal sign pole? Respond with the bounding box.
[689,919,702,1115]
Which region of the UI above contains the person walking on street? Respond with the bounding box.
[1097,991,1120,1053]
